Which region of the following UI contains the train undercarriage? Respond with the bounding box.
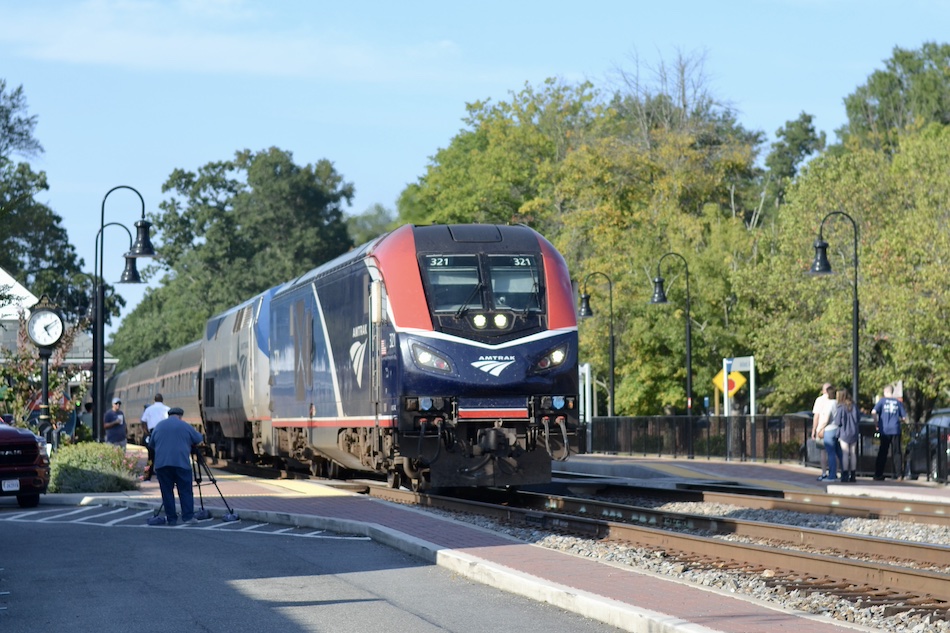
[199,417,573,491]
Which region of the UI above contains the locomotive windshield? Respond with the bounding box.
[487,255,541,312]
[421,253,542,314]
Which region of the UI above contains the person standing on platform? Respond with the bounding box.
[147,407,203,526]
[812,383,837,480]
[835,389,859,483]
[872,385,907,480]
[103,397,127,450]
[141,393,170,481]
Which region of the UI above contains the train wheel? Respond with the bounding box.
[410,475,429,492]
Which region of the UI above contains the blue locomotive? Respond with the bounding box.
[107,224,579,489]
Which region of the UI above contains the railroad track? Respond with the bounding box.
[366,484,950,619]
[555,477,950,526]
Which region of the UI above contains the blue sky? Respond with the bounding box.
[1,0,946,333]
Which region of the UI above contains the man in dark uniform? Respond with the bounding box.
[873,385,907,480]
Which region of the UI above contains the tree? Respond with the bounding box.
[761,112,826,214]
[0,80,88,320]
[0,79,42,160]
[347,203,396,246]
[837,42,950,154]
[735,124,950,418]
[109,147,355,368]
[396,79,602,235]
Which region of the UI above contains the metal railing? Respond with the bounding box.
[587,414,811,462]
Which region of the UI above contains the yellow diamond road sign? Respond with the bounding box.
[713,369,747,397]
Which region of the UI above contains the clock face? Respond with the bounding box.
[27,309,65,347]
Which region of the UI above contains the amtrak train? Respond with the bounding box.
[107,224,579,489]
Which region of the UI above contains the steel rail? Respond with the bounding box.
[366,485,950,605]
[514,490,950,569]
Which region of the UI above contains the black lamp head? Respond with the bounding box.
[129,219,156,258]
[578,292,594,318]
[809,237,832,275]
[650,276,668,304]
[119,254,142,284]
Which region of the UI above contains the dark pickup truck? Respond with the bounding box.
[0,420,50,507]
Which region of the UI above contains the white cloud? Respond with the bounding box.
[0,0,467,83]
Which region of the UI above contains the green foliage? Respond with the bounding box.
[49,442,142,493]
[0,81,90,324]
[735,124,950,417]
[0,79,43,159]
[766,440,801,460]
[347,203,396,245]
[397,79,602,235]
[693,433,727,457]
[837,42,950,154]
[110,147,355,369]
[762,112,826,213]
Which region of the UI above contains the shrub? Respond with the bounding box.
[766,440,801,460]
[49,443,142,493]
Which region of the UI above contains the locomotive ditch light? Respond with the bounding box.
[473,314,488,328]
[553,396,566,409]
[541,396,553,409]
[493,314,508,328]
[420,396,433,411]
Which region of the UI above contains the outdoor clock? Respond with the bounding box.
[27,307,65,348]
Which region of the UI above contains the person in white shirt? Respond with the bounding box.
[141,393,171,481]
[811,383,837,480]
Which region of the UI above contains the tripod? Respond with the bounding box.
[193,450,240,522]
[149,452,240,523]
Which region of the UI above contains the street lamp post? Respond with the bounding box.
[93,186,155,441]
[578,272,615,417]
[650,252,693,458]
[809,211,859,411]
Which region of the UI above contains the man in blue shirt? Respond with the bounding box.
[147,407,204,526]
[102,398,127,449]
[872,385,907,480]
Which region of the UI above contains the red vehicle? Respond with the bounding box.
[0,420,50,507]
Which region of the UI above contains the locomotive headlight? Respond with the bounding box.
[535,344,568,371]
[493,314,508,328]
[473,314,488,329]
[411,343,453,373]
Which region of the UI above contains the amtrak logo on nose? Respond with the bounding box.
[471,355,515,377]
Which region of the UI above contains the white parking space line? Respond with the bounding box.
[107,510,154,525]
[37,507,100,522]
[74,507,128,522]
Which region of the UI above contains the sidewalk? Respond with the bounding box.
[38,462,886,633]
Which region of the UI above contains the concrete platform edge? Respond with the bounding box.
[435,548,719,633]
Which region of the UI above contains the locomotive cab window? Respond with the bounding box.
[422,255,483,313]
[487,255,542,312]
[421,253,545,316]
